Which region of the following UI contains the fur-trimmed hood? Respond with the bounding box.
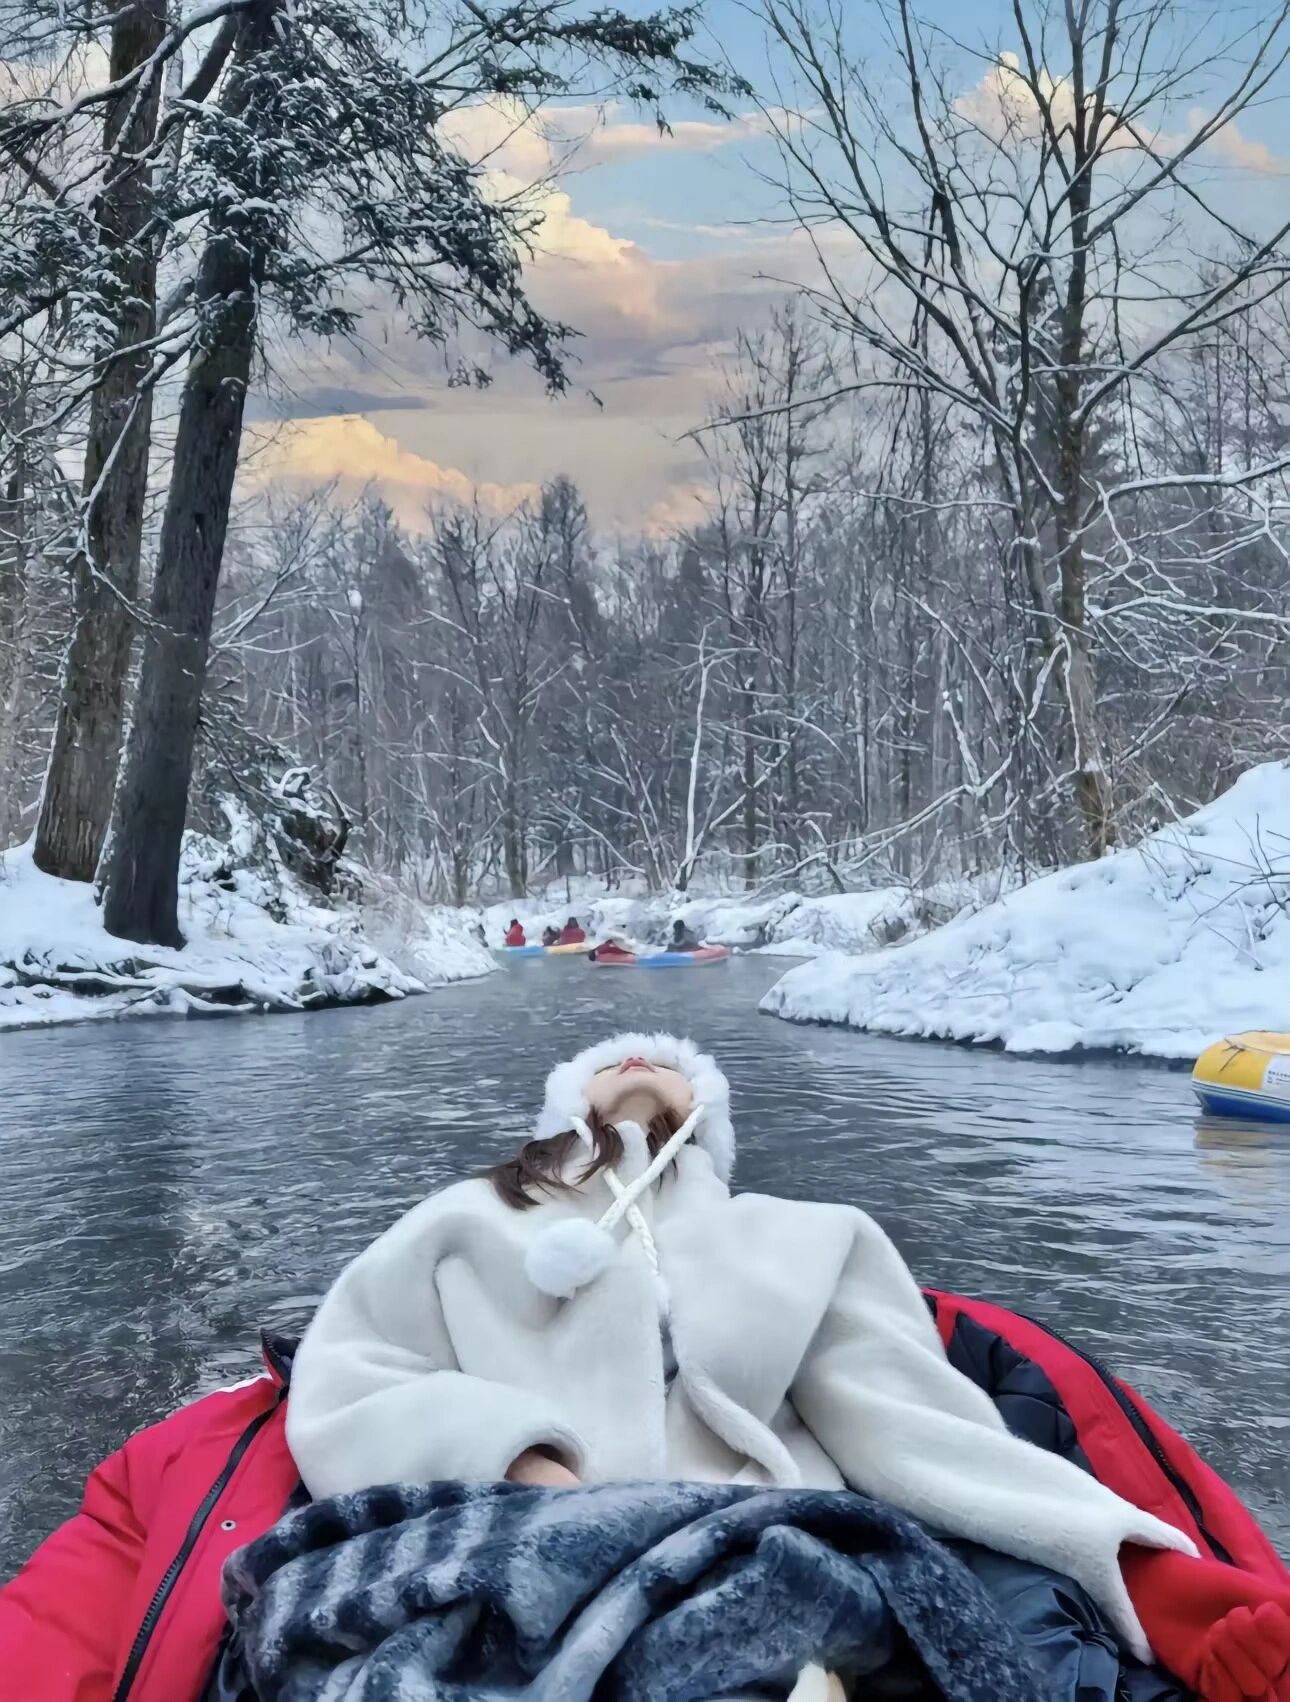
[533,1032,735,1184]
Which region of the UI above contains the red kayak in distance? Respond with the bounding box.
[590,945,730,968]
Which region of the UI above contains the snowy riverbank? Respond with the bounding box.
[0,838,494,1033]
[762,764,1290,1059]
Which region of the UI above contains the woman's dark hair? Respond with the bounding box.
[488,1105,684,1209]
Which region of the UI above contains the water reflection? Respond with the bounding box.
[0,958,1286,1575]
[1193,1117,1289,1217]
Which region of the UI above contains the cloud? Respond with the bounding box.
[437,100,644,275]
[258,386,434,419]
[632,215,779,241]
[258,217,811,524]
[254,97,810,526]
[1194,111,1290,176]
[954,52,1073,140]
[510,178,639,268]
[958,56,1290,178]
[437,98,782,276]
[245,415,538,527]
[640,481,715,535]
[437,100,557,183]
[442,99,775,180]
[251,84,1284,540]
[553,106,780,167]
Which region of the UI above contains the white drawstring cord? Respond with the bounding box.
[571,1118,654,1262]
[569,1104,705,1276]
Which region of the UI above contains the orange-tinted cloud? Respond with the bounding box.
[640,481,715,535]
[257,99,809,525]
[1199,112,1290,175]
[246,415,538,527]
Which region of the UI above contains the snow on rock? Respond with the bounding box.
[371,898,495,986]
[761,763,1290,1059]
[0,835,492,1033]
[755,890,925,958]
[674,893,799,949]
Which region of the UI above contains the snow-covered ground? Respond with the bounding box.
[762,763,1290,1059]
[0,837,494,1033]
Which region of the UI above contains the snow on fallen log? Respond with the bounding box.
[761,762,1290,1060]
[0,834,494,1032]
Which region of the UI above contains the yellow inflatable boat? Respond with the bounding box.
[1192,1032,1290,1122]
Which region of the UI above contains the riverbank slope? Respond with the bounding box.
[762,763,1290,1058]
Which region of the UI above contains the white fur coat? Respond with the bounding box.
[286,1124,1193,1661]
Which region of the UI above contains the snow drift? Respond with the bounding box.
[762,763,1290,1059]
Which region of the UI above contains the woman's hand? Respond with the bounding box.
[506,1447,580,1489]
[1197,1603,1290,1702]
[1121,1547,1290,1701]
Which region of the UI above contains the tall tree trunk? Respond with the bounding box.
[101,13,273,945]
[503,764,525,898]
[1053,369,1114,860]
[34,0,166,880]
[1053,403,1113,859]
[0,368,29,843]
[1053,29,1114,862]
[1066,629,1113,857]
[741,675,757,889]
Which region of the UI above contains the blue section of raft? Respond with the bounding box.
[635,950,727,968]
[1193,1084,1290,1123]
[500,944,545,957]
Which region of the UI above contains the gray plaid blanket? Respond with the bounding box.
[221,1479,1049,1701]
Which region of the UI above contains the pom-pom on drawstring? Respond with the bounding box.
[523,1105,705,1300]
[523,1217,617,1299]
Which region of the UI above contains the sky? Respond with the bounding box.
[245,0,1290,535]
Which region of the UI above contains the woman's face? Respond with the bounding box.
[585,1057,694,1126]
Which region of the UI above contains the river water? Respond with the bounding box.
[1,955,1287,1575]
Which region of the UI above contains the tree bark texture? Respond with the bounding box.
[102,9,274,943]
[34,0,166,881]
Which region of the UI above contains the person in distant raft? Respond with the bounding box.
[590,934,634,962]
[503,918,526,947]
[558,915,586,944]
[4,1034,1290,1702]
[670,918,703,952]
[541,924,561,947]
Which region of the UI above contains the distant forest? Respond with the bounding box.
[1,0,1287,917]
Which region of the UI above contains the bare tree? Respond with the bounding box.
[757,0,1290,856]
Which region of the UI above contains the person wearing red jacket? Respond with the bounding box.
[558,916,586,944]
[0,1343,298,1702]
[3,1300,1288,1702]
[503,919,526,947]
